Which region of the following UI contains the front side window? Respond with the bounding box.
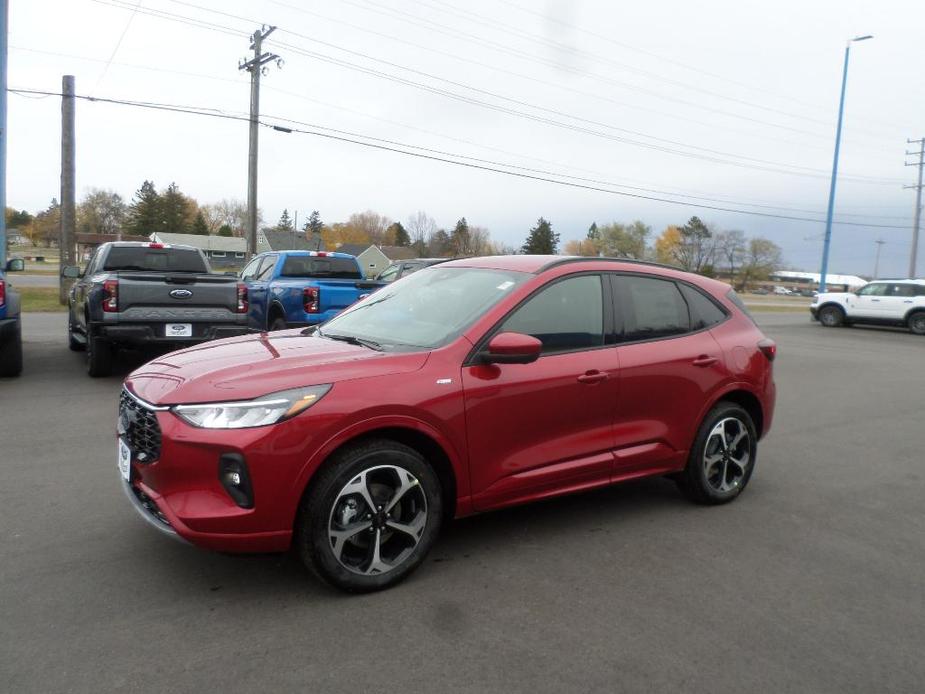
[321,267,529,350]
[501,275,604,354]
[377,265,400,283]
[857,283,888,296]
[616,275,690,341]
[241,257,262,279]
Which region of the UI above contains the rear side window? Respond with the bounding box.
[103,246,207,273]
[725,289,757,324]
[501,275,604,354]
[615,275,689,341]
[254,256,277,281]
[887,284,917,298]
[679,284,728,330]
[280,256,362,279]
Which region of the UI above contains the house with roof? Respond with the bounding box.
[149,231,272,267]
[263,230,325,253]
[335,244,418,278]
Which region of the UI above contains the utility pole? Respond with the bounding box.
[238,26,280,261]
[905,137,924,278]
[59,75,77,305]
[873,239,885,279]
[0,0,8,268]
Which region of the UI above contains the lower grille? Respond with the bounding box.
[131,485,172,527]
[119,388,163,463]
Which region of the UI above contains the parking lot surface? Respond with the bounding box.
[1,313,923,693]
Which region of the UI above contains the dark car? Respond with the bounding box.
[0,257,25,377]
[118,256,776,592]
[376,258,451,283]
[66,242,251,377]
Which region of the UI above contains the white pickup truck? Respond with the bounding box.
[810,279,925,335]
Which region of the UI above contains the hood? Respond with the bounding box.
[126,330,429,405]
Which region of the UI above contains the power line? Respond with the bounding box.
[91,0,143,95]
[95,0,904,184]
[8,87,915,230]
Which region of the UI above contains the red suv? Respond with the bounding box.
[119,256,776,592]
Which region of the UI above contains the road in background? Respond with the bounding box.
[1,313,923,693]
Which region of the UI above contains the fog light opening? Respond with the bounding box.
[218,454,254,509]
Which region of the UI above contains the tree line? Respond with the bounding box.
[563,215,782,288]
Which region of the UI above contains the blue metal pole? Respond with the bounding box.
[0,0,8,268]
[819,44,851,293]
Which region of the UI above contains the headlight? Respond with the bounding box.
[172,385,331,429]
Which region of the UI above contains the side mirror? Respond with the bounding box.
[5,258,24,272]
[61,265,81,279]
[482,331,542,365]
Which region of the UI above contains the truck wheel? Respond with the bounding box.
[0,319,23,377]
[86,333,113,377]
[269,317,288,331]
[908,312,925,336]
[818,305,844,328]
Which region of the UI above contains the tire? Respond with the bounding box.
[86,333,113,377]
[269,316,288,331]
[296,439,443,593]
[676,402,758,505]
[908,312,925,336]
[818,305,845,328]
[0,319,23,377]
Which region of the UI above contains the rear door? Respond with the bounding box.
[610,274,731,477]
[880,283,917,320]
[463,273,620,510]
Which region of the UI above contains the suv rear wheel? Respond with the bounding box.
[908,312,925,336]
[676,403,757,505]
[296,439,443,593]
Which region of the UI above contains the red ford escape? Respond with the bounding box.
[118,256,776,592]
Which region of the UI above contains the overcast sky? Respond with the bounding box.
[8,0,925,276]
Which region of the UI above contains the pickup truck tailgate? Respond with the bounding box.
[317,279,380,312]
[116,272,239,317]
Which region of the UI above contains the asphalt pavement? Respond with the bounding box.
[1,312,923,693]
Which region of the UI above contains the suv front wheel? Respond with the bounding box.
[296,439,443,593]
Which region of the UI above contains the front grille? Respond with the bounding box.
[119,388,163,463]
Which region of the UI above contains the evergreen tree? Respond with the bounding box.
[303,210,323,236]
[428,229,451,256]
[587,222,599,240]
[387,221,411,246]
[450,217,471,256]
[277,208,293,231]
[126,180,161,235]
[191,211,209,235]
[160,182,193,232]
[521,217,559,254]
[217,224,234,237]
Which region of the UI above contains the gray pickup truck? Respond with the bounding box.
[65,241,251,377]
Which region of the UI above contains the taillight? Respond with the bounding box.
[758,339,777,361]
[236,282,248,313]
[102,279,119,312]
[0,280,5,308]
[303,287,320,313]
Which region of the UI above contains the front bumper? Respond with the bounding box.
[809,306,819,321]
[118,391,335,553]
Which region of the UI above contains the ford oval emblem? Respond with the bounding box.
[169,289,193,300]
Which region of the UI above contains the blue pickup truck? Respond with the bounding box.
[240,251,384,331]
[0,257,25,377]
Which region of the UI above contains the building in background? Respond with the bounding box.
[334,244,418,278]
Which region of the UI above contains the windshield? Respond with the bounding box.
[320,267,529,350]
[103,246,208,273]
[280,256,362,280]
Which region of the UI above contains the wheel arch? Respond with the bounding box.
[294,420,463,528]
[817,301,846,316]
[714,388,765,439]
[903,306,925,324]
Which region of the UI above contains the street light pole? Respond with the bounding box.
[819,35,872,293]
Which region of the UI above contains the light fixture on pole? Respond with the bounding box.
[819,35,873,292]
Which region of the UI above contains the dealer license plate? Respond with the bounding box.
[166,323,192,338]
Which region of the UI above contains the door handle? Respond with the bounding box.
[692,355,719,367]
[577,370,608,385]
[904,300,913,304]
[871,299,880,302]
